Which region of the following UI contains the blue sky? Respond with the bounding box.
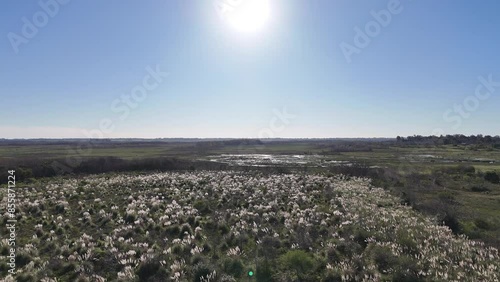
[1,0,499,138]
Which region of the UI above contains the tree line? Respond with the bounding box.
[396,134,500,146]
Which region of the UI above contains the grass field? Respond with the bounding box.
[1,139,500,251]
[1,171,499,281]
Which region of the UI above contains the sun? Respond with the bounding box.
[223,0,271,33]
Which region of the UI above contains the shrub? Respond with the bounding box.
[484,171,500,184]
[136,260,161,281]
[16,167,34,181]
[16,252,32,268]
[16,273,35,282]
[457,165,475,175]
[392,256,423,282]
[166,225,181,236]
[172,244,183,255]
[124,213,136,224]
[180,223,193,236]
[279,250,316,280]
[460,221,481,239]
[326,248,341,263]
[353,228,371,249]
[256,259,275,282]
[396,231,418,255]
[56,262,77,276]
[371,246,397,273]
[223,258,244,278]
[442,213,461,234]
[474,218,491,230]
[194,200,212,216]
[260,236,281,259]
[0,261,8,273]
[218,223,230,235]
[471,186,491,193]
[336,240,362,257]
[442,165,476,175]
[323,272,342,282]
[55,203,66,214]
[438,191,456,204]
[192,262,217,282]
[191,255,204,265]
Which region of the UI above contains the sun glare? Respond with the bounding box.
[224,0,270,33]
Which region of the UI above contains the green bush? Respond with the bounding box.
[16,167,34,181]
[371,246,397,273]
[279,250,316,280]
[397,230,418,255]
[194,200,212,216]
[181,223,193,236]
[260,236,281,259]
[438,191,456,204]
[471,186,491,192]
[474,218,491,230]
[55,262,77,276]
[256,259,275,282]
[353,228,372,249]
[392,256,423,282]
[323,272,342,282]
[136,260,161,281]
[166,224,181,236]
[326,248,341,263]
[124,213,136,224]
[192,262,217,282]
[442,213,462,234]
[484,171,500,184]
[223,258,244,278]
[218,223,230,235]
[16,252,32,268]
[16,273,36,282]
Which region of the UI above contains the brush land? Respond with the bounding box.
[1,135,500,281]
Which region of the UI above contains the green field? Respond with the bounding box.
[1,139,500,249]
[1,171,499,281]
[2,141,500,169]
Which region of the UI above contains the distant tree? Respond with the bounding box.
[400,134,500,146]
